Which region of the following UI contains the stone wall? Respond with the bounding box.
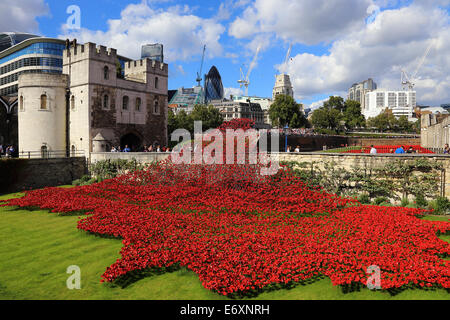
[1,157,87,194]
[277,153,449,198]
[284,135,420,152]
[88,152,450,198]
[90,152,170,164]
[421,113,450,150]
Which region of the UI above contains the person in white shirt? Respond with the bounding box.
[370,145,377,154]
[294,146,300,153]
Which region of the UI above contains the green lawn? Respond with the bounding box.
[0,190,449,300]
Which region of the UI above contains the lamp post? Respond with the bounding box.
[284,124,289,152]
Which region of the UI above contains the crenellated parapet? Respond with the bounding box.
[64,42,118,65]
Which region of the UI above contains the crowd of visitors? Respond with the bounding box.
[0,144,17,158]
[110,144,171,153]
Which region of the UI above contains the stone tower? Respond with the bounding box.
[18,73,69,155]
[273,74,294,100]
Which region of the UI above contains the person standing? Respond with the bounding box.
[395,146,405,154]
[294,146,300,153]
[444,144,450,154]
[370,145,377,154]
[123,145,131,152]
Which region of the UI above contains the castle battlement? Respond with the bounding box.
[64,42,118,64]
[124,58,167,73]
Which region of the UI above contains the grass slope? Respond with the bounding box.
[0,191,449,300]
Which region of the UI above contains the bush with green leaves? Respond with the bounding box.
[281,158,444,207]
[89,159,145,181]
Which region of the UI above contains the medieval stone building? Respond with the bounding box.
[17,42,168,158]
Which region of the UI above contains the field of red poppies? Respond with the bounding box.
[1,161,449,297]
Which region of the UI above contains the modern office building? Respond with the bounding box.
[348,78,377,111]
[0,32,40,52]
[0,34,66,97]
[364,89,416,119]
[168,86,204,114]
[204,66,224,103]
[141,43,164,62]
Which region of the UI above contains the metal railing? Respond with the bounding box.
[15,150,86,159]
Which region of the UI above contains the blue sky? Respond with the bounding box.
[3,0,450,107]
[35,0,332,105]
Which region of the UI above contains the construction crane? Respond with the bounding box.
[283,43,292,73]
[401,40,434,91]
[196,45,206,87]
[238,44,261,96]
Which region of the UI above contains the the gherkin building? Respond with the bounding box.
[204,66,224,103]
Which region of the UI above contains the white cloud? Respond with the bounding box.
[308,98,329,111]
[229,0,372,45]
[60,1,225,62]
[224,87,244,98]
[282,4,450,105]
[0,0,49,33]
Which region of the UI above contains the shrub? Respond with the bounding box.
[430,197,450,215]
[401,198,410,207]
[357,194,371,204]
[415,194,428,208]
[374,197,389,206]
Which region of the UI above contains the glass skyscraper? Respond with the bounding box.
[204,66,223,103]
[141,43,164,62]
[0,34,66,96]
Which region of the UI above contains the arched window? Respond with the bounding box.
[19,96,24,111]
[103,94,109,109]
[123,96,129,110]
[155,77,159,89]
[136,97,141,111]
[153,99,159,114]
[104,66,109,80]
[70,95,75,110]
[40,94,47,110]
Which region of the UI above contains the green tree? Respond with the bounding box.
[311,107,341,132]
[323,96,345,112]
[269,94,307,128]
[342,100,365,130]
[190,104,224,132]
[167,105,224,137]
[367,110,397,132]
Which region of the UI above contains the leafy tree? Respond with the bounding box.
[167,105,223,136]
[342,100,365,130]
[323,96,345,112]
[396,115,413,133]
[190,104,224,132]
[367,110,397,132]
[269,94,307,128]
[311,107,341,132]
[116,60,123,79]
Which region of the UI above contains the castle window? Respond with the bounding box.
[40,94,47,110]
[136,97,141,111]
[123,96,129,110]
[104,66,109,80]
[153,99,159,114]
[71,95,75,110]
[103,94,109,109]
[155,77,159,89]
[19,96,24,111]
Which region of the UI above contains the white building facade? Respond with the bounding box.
[364,90,416,119]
